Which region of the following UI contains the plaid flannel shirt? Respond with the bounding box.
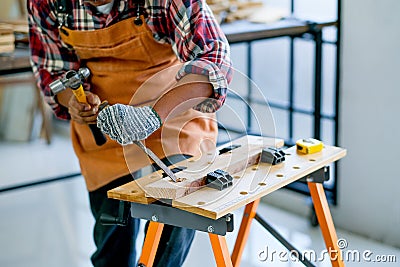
[28,0,232,119]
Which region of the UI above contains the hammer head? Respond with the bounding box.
[49,67,90,95]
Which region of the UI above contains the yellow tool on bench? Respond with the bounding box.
[296,138,324,154]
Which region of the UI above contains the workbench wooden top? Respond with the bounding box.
[108,135,283,204]
[173,144,345,219]
[108,135,346,220]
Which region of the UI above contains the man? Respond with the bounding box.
[28,0,232,266]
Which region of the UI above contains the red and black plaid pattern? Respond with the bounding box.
[28,0,232,119]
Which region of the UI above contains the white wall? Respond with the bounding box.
[0,0,23,19]
[337,0,400,247]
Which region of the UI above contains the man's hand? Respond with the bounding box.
[68,92,101,124]
[97,104,162,145]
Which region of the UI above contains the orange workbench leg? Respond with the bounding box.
[138,221,164,267]
[308,182,345,267]
[209,233,233,267]
[231,199,260,267]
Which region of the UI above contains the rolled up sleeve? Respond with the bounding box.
[167,0,233,113]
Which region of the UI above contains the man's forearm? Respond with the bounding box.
[96,75,215,144]
[153,74,213,122]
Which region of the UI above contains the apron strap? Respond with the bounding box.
[55,0,71,28]
[55,0,146,28]
[134,0,146,26]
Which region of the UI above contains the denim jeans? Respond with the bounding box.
[89,155,195,267]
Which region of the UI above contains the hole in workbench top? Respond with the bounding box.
[258,182,267,186]
[240,191,248,195]
[293,166,301,169]
[286,153,291,156]
[252,167,258,171]
[197,201,206,205]
[309,159,316,162]
[234,175,241,179]
[131,190,138,193]
[276,174,284,178]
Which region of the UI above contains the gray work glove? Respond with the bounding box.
[97,104,162,145]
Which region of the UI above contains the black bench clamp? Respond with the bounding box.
[260,147,286,165]
[206,169,234,191]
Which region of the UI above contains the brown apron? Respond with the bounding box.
[60,16,217,191]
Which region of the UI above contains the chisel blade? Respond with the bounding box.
[133,141,178,182]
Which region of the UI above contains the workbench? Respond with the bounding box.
[0,46,31,76]
[107,135,346,267]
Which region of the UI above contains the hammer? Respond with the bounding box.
[49,68,107,146]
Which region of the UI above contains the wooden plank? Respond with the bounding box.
[0,34,15,44]
[0,47,31,74]
[107,135,283,203]
[143,135,283,200]
[0,24,14,54]
[107,170,160,205]
[0,19,28,34]
[0,44,14,54]
[173,145,346,219]
[0,27,13,35]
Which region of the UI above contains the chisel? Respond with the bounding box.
[133,140,178,182]
[97,102,178,182]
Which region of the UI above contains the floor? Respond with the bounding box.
[1,125,399,267]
